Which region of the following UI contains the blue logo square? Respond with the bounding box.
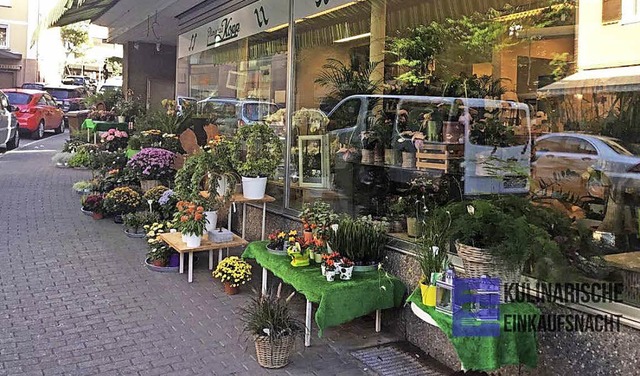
[452,277,501,337]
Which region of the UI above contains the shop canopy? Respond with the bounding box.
[538,65,640,96]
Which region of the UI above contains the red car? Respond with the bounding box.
[4,89,65,139]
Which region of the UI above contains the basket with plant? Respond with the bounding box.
[240,285,303,369]
[212,256,252,295]
[103,186,143,217]
[267,230,287,253]
[448,199,558,296]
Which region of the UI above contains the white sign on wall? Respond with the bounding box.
[178,0,360,59]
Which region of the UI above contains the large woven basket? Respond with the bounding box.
[140,179,161,192]
[455,241,522,302]
[254,334,295,369]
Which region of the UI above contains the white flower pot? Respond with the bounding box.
[184,233,202,248]
[204,211,218,232]
[340,265,354,280]
[242,176,267,200]
[321,264,326,276]
[325,270,335,282]
[182,233,188,243]
[117,115,126,123]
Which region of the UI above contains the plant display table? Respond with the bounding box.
[407,288,539,372]
[159,232,248,283]
[242,241,405,347]
[81,119,128,142]
[226,193,275,241]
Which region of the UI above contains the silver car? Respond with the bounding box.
[0,90,19,150]
[533,132,640,198]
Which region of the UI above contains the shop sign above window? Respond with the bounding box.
[178,0,360,58]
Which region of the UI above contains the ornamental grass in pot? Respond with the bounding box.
[416,207,451,307]
[329,215,388,271]
[241,285,303,369]
[230,123,283,200]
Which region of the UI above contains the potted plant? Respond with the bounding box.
[267,230,287,254]
[73,180,93,195]
[175,201,208,247]
[52,152,73,167]
[338,257,354,280]
[240,286,303,369]
[81,194,103,218]
[299,201,337,242]
[212,256,252,295]
[416,207,451,307]
[100,128,129,152]
[309,237,327,264]
[103,186,143,222]
[143,185,169,212]
[123,211,159,237]
[230,123,283,199]
[448,199,557,296]
[127,147,177,191]
[329,216,388,271]
[324,259,337,281]
[145,222,175,268]
[359,130,379,164]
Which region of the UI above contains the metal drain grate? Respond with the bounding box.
[351,342,451,376]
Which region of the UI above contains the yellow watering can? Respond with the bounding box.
[287,242,310,267]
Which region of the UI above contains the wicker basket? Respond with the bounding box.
[254,334,295,369]
[140,179,161,192]
[455,241,522,302]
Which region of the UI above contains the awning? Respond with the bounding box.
[0,49,22,60]
[538,65,640,96]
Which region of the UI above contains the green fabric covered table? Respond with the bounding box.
[242,241,405,342]
[407,288,539,371]
[81,119,128,132]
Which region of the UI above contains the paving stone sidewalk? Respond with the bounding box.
[0,134,400,376]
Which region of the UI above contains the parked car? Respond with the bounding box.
[98,76,122,93]
[533,132,640,199]
[196,97,279,134]
[62,75,96,92]
[21,82,46,91]
[177,96,197,116]
[0,90,20,149]
[4,89,65,139]
[44,85,87,126]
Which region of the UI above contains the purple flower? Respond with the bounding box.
[127,148,176,180]
[158,189,174,205]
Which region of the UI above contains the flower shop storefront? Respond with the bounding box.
[175,0,640,374]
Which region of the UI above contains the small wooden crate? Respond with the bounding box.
[416,143,464,173]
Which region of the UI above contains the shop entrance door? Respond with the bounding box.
[147,78,175,111]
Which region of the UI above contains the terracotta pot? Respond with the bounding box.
[92,212,103,220]
[152,259,166,267]
[303,230,313,243]
[224,282,239,295]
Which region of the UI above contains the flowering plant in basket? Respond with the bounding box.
[267,230,287,250]
[212,256,252,288]
[175,201,208,236]
[103,186,143,214]
[100,128,129,152]
[127,147,176,182]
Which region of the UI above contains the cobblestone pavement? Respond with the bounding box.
[0,133,400,376]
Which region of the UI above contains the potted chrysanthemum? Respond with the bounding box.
[127,147,176,191]
[212,256,252,295]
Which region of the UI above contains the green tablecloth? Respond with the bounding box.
[81,119,128,132]
[242,241,405,336]
[407,288,539,371]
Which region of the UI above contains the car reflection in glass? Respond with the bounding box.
[533,132,640,199]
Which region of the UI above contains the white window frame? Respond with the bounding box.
[0,0,11,8]
[622,0,640,24]
[0,24,8,49]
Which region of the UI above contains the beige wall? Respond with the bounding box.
[295,44,351,109]
[0,0,29,55]
[578,0,640,69]
[499,37,574,93]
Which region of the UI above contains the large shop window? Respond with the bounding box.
[181,0,640,308]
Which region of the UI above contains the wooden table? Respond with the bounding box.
[159,232,248,282]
